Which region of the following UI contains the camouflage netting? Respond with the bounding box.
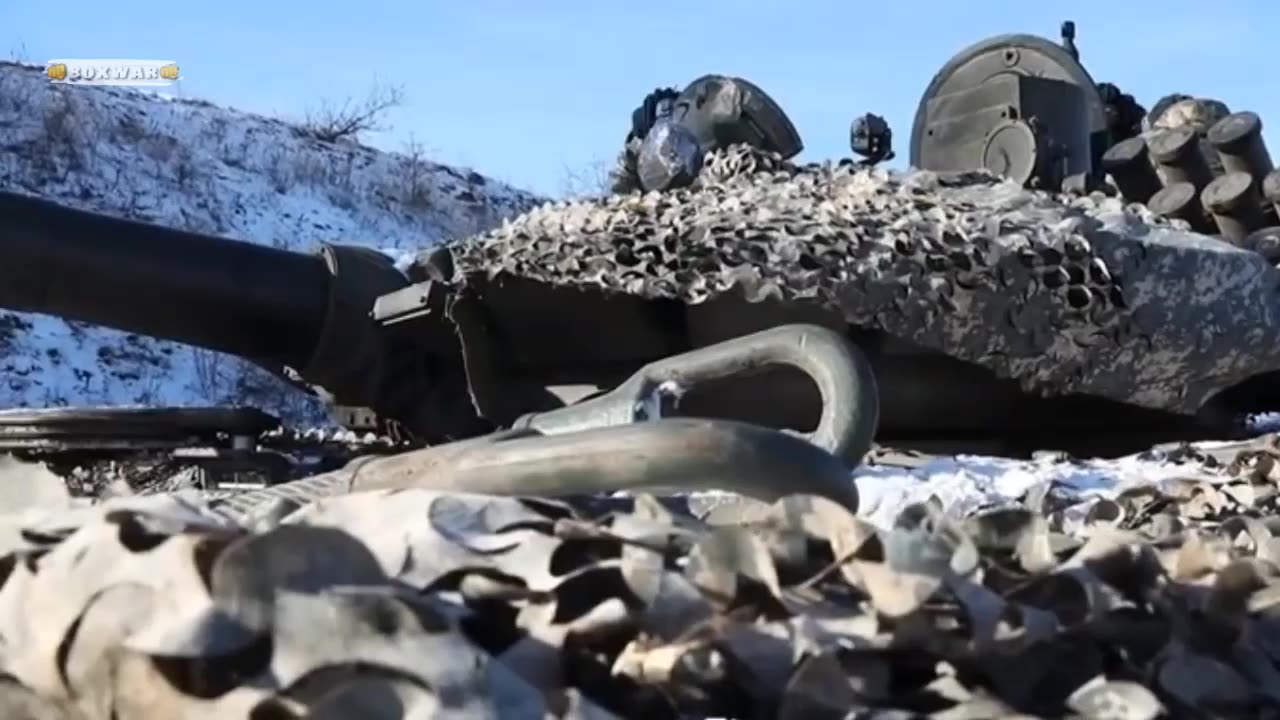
[6,439,1280,718]
[446,145,1280,415]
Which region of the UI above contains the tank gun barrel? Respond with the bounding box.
[0,190,332,371]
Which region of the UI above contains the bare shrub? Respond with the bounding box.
[173,148,196,189]
[559,159,613,199]
[230,361,330,426]
[299,81,405,143]
[461,199,504,238]
[36,91,86,179]
[191,348,233,404]
[139,133,179,166]
[130,374,166,406]
[117,113,148,143]
[42,93,78,148]
[400,135,435,210]
[40,385,68,408]
[263,148,291,193]
[0,68,35,115]
[191,350,328,424]
[325,152,358,209]
[291,154,324,186]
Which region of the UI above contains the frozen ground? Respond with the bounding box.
[0,61,542,423]
[851,450,1217,528]
[669,435,1249,529]
[0,61,1265,527]
[846,416,1279,527]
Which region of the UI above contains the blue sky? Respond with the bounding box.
[5,1,1276,198]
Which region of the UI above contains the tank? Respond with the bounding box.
[2,23,1278,462]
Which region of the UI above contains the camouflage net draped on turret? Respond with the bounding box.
[449,145,1280,413]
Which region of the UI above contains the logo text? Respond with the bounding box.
[47,59,181,87]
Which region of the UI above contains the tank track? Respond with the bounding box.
[447,144,1280,416]
[0,407,404,497]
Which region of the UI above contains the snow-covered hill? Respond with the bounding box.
[0,61,543,424]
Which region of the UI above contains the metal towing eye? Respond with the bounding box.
[511,323,880,467]
[212,418,862,522]
[210,324,877,522]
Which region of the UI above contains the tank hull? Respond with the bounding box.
[427,271,1232,457]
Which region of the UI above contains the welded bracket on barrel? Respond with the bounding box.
[510,323,880,466]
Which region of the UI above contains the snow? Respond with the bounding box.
[0,61,1262,525]
[0,61,542,423]
[852,418,1280,526]
[852,451,1224,527]
[676,444,1234,527]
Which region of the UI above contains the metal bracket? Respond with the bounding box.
[510,324,879,466]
